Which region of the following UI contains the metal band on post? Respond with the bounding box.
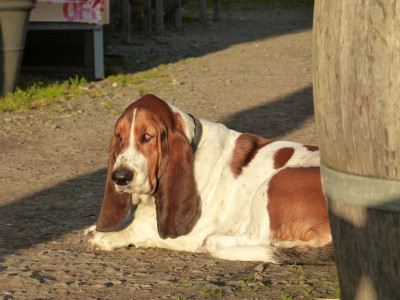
[321,164,400,212]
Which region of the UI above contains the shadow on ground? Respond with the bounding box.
[0,170,106,258]
[223,86,313,138]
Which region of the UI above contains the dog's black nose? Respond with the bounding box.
[112,168,134,186]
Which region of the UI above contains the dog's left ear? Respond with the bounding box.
[154,129,200,239]
[96,136,131,232]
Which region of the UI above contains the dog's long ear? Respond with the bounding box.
[96,136,130,232]
[154,130,200,239]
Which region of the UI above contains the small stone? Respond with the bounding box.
[253,263,268,273]
[205,283,221,290]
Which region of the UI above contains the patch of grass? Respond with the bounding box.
[178,278,194,284]
[142,72,166,79]
[0,82,65,112]
[92,89,102,98]
[131,71,168,85]
[174,278,194,288]
[326,278,340,298]
[69,75,87,88]
[178,59,188,64]
[158,63,170,69]
[280,291,294,299]
[112,109,123,116]
[160,78,172,84]
[237,277,265,293]
[0,77,87,113]
[239,278,256,286]
[174,278,196,289]
[107,74,133,86]
[312,278,324,287]
[333,287,341,298]
[200,288,224,298]
[300,286,314,297]
[288,263,302,271]
[137,86,151,94]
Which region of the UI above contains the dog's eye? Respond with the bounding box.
[116,133,122,143]
[142,133,153,143]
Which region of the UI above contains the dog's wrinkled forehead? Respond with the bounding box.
[115,109,133,135]
[121,94,176,128]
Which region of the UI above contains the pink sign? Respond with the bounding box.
[30,0,109,24]
[62,0,104,22]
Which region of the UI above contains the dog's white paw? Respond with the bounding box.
[88,231,117,251]
[83,225,115,251]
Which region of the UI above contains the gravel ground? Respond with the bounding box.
[0,3,339,299]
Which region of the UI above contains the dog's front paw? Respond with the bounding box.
[87,231,117,251]
[83,225,116,251]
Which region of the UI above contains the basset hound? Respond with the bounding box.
[85,94,333,264]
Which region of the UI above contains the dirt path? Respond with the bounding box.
[0,4,339,299]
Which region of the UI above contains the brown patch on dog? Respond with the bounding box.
[304,145,319,152]
[273,147,295,169]
[267,166,331,249]
[230,133,274,178]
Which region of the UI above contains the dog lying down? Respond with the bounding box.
[85,94,334,265]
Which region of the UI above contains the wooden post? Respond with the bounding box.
[144,0,152,37]
[213,0,220,21]
[199,0,207,24]
[175,0,182,30]
[313,1,400,299]
[155,0,164,35]
[122,0,131,43]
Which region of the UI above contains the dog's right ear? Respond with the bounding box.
[96,136,130,232]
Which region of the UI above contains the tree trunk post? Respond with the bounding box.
[199,0,207,24]
[313,1,400,299]
[122,0,131,43]
[155,0,164,35]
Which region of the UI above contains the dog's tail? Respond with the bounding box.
[210,244,335,265]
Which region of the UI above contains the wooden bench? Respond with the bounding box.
[28,0,109,79]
